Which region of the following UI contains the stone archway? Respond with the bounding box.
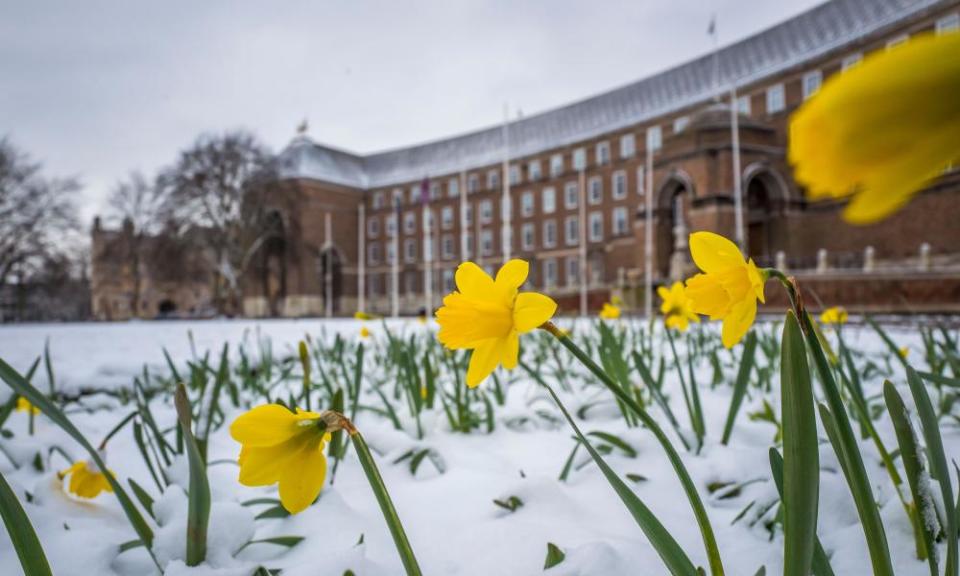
[656,172,695,281]
[742,164,789,267]
[261,210,288,317]
[319,245,344,316]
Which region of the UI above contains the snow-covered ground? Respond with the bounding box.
[0,318,955,576]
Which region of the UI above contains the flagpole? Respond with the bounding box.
[459,169,468,261]
[730,91,744,253]
[391,199,400,318]
[578,167,587,317]
[324,211,333,318]
[501,103,512,264]
[644,145,654,320]
[422,186,433,315]
[358,203,366,313]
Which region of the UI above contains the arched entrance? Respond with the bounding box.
[319,246,343,316]
[261,211,287,316]
[158,299,177,317]
[742,165,788,268]
[656,173,694,281]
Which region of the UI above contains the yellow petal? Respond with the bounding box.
[277,437,328,514]
[501,332,519,370]
[238,442,297,486]
[685,274,730,319]
[466,337,506,387]
[513,292,557,333]
[721,297,757,348]
[436,292,513,348]
[455,261,496,298]
[230,404,318,447]
[495,259,529,291]
[689,232,744,274]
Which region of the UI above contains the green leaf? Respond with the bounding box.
[0,357,156,554]
[779,311,819,576]
[239,536,305,552]
[175,384,210,567]
[721,331,757,445]
[0,468,52,576]
[128,478,156,521]
[544,542,566,570]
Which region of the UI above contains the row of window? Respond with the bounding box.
[365,208,630,265]
[368,13,960,212]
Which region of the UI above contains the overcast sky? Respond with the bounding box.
[0,0,824,221]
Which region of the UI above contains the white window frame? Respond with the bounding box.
[373,191,385,210]
[564,182,579,210]
[480,199,493,224]
[544,258,557,287]
[564,216,579,246]
[442,269,454,292]
[467,174,480,194]
[573,147,587,171]
[543,220,557,248]
[521,191,534,217]
[487,169,500,191]
[736,95,751,115]
[386,214,397,237]
[766,83,785,114]
[509,164,521,185]
[367,217,380,238]
[673,116,690,133]
[620,134,636,159]
[542,187,556,214]
[612,170,627,200]
[613,206,629,236]
[646,126,662,151]
[404,211,416,235]
[480,229,494,256]
[841,53,862,71]
[589,211,603,242]
[528,160,542,181]
[441,235,454,260]
[404,238,417,262]
[392,188,404,206]
[521,223,535,251]
[596,141,611,166]
[447,177,459,198]
[802,70,822,100]
[565,256,579,287]
[441,206,453,229]
[588,176,603,205]
[368,242,380,265]
[550,154,564,178]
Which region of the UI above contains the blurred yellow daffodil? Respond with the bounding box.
[820,306,848,325]
[658,281,700,332]
[354,311,380,320]
[599,303,621,320]
[436,260,557,387]
[789,32,960,224]
[360,326,371,339]
[230,404,332,514]
[59,460,114,499]
[684,231,767,348]
[899,346,910,359]
[16,397,39,414]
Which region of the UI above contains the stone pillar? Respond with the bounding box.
[775,251,787,272]
[669,219,689,281]
[816,249,828,274]
[863,246,875,272]
[919,243,931,271]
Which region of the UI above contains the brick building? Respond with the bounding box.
[94,0,960,319]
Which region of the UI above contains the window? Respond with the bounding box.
[480,200,493,223]
[636,166,646,196]
[404,212,416,235]
[565,216,579,246]
[550,154,564,177]
[766,83,785,113]
[528,160,542,181]
[386,242,395,264]
[564,182,579,209]
[368,242,380,264]
[409,186,420,204]
[392,188,404,206]
[465,204,473,225]
[386,214,397,237]
[480,230,494,256]
[521,191,534,217]
[646,126,662,151]
[442,235,454,259]
[468,174,480,193]
[596,141,610,166]
[544,258,558,287]
[448,177,459,198]
[673,116,690,133]
[613,206,629,236]
[423,236,434,260]
[368,274,380,296]
[620,134,636,159]
[802,71,822,100]
[430,182,441,200]
[543,220,557,248]
[509,164,521,185]
[886,34,909,49]
[573,147,587,171]
[590,254,605,285]
[521,223,535,251]
[588,177,603,205]
[404,270,417,294]
[589,212,603,242]
[565,257,579,287]
[612,171,627,200]
[404,239,416,262]
[367,217,380,238]
[841,53,862,71]
[487,169,500,191]
[736,95,751,115]
[464,234,473,258]
[373,191,385,210]
[442,269,454,292]
[937,13,959,34]
[441,206,453,229]
[542,187,556,214]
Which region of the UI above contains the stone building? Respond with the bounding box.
[93,0,960,318]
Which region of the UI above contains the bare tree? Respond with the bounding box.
[160,131,277,315]
[0,138,80,286]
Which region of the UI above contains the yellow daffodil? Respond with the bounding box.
[684,231,767,348]
[230,404,332,514]
[16,397,39,414]
[417,314,428,325]
[899,346,910,359]
[59,460,114,499]
[820,306,848,325]
[789,32,960,224]
[360,326,371,339]
[354,311,380,320]
[599,303,621,320]
[436,260,557,387]
[658,281,700,332]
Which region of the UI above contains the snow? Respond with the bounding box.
[0,318,956,576]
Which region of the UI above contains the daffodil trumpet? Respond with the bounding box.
[539,321,725,576]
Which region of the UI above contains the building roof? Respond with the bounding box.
[277,0,948,190]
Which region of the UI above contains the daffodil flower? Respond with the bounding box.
[789,32,960,224]
[599,302,621,320]
[360,326,371,339]
[658,281,700,332]
[899,346,910,359]
[354,311,380,320]
[16,397,39,414]
[436,260,557,387]
[819,306,848,325]
[59,460,114,499]
[684,231,767,348]
[230,404,332,514]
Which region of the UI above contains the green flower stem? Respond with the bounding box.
[541,321,725,576]
[349,427,422,576]
[665,328,703,451]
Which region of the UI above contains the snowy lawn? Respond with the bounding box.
[0,317,956,575]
